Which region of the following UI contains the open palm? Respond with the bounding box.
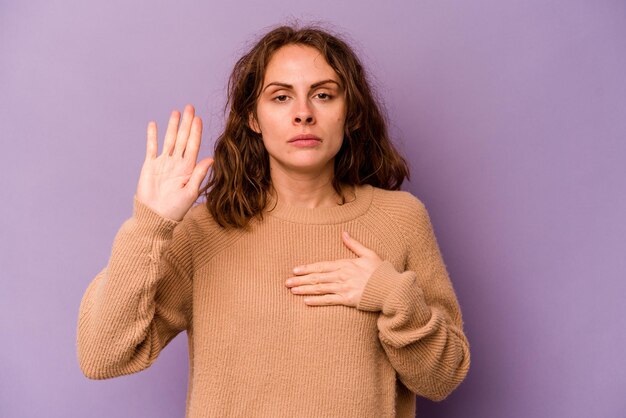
[136,105,213,221]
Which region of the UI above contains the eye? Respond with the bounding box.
[273,95,289,102]
[315,93,333,100]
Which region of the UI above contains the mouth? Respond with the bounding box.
[287,134,322,144]
[287,134,323,148]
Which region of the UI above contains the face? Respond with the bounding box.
[249,44,347,178]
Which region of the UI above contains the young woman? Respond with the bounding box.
[77,25,470,417]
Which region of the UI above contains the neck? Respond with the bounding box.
[269,164,342,209]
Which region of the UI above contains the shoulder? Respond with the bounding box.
[355,187,437,265]
[183,201,243,238]
[368,187,429,228]
[364,187,438,247]
[180,201,246,261]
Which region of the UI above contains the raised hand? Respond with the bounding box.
[285,232,384,307]
[136,105,213,221]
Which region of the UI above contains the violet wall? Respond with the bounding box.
[1,0,625,417]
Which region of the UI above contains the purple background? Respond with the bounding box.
[1,1,625,417]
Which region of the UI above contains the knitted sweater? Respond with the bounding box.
[77,184,470,417]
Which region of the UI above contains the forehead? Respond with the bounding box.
[263,44,339,84]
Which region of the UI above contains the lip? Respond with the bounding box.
[288,134,322,143]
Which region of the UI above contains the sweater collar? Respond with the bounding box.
[264,184,374,224]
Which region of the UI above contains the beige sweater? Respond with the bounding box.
[77,185,470,417]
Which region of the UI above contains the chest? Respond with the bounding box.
[189,221,407,342]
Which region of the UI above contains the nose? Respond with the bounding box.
[293,99,315,125]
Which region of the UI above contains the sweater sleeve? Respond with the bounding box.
[77,197,194,380]
[356,199,470,401]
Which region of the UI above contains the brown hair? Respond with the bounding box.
[202,24,409,228]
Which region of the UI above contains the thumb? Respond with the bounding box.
[341,231,370,257]
[187,157,214,191]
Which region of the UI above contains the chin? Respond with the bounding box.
[275,157,335,175]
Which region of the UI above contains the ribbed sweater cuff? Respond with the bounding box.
[357,261,403,312]
[132,196,180,236]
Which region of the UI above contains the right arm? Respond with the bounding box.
[77,199,192,379]
[76,105,212,379]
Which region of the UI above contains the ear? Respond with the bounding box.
[248,112,261,134]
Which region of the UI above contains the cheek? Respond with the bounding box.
[256,108,286,135]
[335,104,347,128]
[334,114,347,137]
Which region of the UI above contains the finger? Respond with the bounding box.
[174,104,195,157]
[342,231,372,257]
[182,116,202,160]
[290,283,342,295]
[303,294,346,307]
[285,272,337,288]
[146,121,158,160]
[293,260,342,275]
[163,110,181,156]
[186,157,213,192]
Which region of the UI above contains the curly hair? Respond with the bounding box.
[202,24,409,228]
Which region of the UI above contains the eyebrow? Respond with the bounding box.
[262,79,341,92]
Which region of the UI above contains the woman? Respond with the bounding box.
[77,25,470,417]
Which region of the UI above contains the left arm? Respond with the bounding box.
[286,202,470,401]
